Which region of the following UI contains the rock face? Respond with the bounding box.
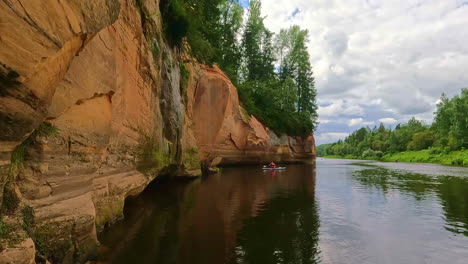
[190,66,316,167]
[0,0,315,263]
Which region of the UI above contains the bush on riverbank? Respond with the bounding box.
[381,150,468,166]
[324,149,468,166]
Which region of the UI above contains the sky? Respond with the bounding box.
[249,0,468,145]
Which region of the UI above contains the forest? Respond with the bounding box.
[160,0,318,136]
[317,89,468,166]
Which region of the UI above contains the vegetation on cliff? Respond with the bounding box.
[317,89,468,166]
[160,0,318,136]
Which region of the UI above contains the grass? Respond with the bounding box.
[323,149,468,167]
[381,150,468,166]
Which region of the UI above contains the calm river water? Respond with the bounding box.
[97,158,468,264]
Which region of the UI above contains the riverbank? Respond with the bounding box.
[323,149,468,166]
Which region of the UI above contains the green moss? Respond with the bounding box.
[21,206,34,233]
[179,63,190,101]
[182,146,199,170]
[0,184,19,215]
[152,38,161,59]
[10,122,59,174]
[33,222,74,263]
[0,217,11,239]
[95,197,124,229]
[239,107,252,122]
[137,135,171,174]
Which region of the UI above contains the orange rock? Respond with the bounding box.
[190,65,316,167]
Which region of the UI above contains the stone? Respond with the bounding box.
[0,238,36,264]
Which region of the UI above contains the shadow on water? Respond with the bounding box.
[353,167,468,236]
[97,164,320,264]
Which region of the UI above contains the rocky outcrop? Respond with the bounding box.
[189,65,316,168]
[1,0,199,263]
[0,0,314,263]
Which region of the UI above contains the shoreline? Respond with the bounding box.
[320,149,468,167]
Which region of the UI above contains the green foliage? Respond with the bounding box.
[362,149,383,158]
[433,89,468,149]
[179,63,189,100]
[182,147,199,170]
[381,150,468,166]
[241,0,275,82]
[237,19,317,136]
[407,131,435,151]
[218,0,244,83]
[160,0,226,64]
[319,89,468,167]
[157,0,318,136]
[317,119,431,158]
[160,0,190,46]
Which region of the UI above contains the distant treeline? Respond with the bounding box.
[317,89,468,160]
[160,0,318,136]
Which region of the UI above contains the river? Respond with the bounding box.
[97,158,468,264]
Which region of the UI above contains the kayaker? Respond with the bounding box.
[268,161,276,168]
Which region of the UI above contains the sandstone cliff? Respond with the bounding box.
[0,0,315,263]
[188,65,315,168]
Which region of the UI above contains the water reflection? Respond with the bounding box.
[98,164,319,264]
[353,166,468,236]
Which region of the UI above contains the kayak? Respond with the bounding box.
[262,167,286,170]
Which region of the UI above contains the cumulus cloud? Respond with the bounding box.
[318,100,364,117]
[316,133,350,144]
[258,0,468,145]
[378,118,398,124]
[348,118,373,127]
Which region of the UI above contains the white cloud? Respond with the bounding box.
[316,132,349,144]
[318,100,364,117]
[378,117,398,124]
[259,0,468,142]
[348,118,373,127]
[318,119,332,124]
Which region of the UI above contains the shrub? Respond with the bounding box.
[362,149,377,158]
[160,0,189,46]
[428,147,442,155]
[407,130,435,151]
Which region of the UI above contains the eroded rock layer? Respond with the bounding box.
[0,0,315,263]
[190,66,316,167]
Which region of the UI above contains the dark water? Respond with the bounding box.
[98,159,468,264]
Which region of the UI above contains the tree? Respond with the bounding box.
[241,0,275,82]
[274,26,318,127]
[407,131,435,151]
[433,89,468,149]
[218,0,244,83]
